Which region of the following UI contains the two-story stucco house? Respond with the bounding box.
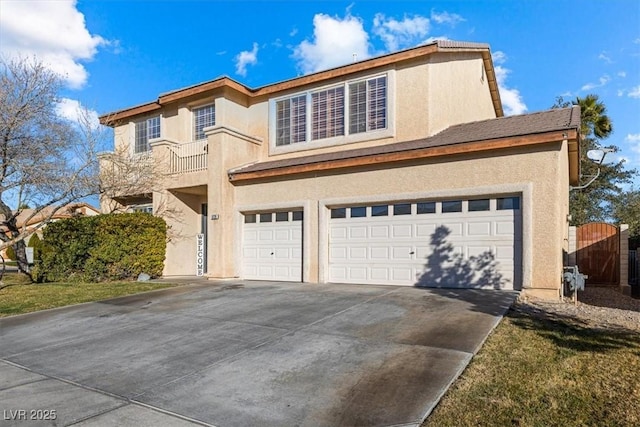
[99,40,580,300]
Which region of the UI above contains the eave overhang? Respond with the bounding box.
[228,129,579,183]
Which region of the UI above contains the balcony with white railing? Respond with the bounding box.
[167,140,208,174]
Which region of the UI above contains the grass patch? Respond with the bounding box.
[0,273,178,317]
[424,305,640,427]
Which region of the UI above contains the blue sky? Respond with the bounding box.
[1,0,639,185]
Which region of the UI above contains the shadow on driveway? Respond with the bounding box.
[0,280,516,427]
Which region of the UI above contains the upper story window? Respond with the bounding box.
[312,87,344,140]
[134,116,160,154]
[273,74,388,148]
[276,95,306,146]
[349,76,387,134]
[193,104,215,141]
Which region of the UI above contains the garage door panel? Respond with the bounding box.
[370,267,390,281]
[244,229,258,242]
[416,223,437,237]
[495,245,514,260]
[331,227,348,240]
[468,245,492,257]
[370,247,390,259]
[370,226,389,238]
[329,197,521,290]
[496,221,515,236]
[243,248,258,259]
[242,212,302,282]
[391,268,413,281]
[274,248,290,258]
[349,226,367,239]
[348,267,368,281]
[392,246,413,260]
[467,222,491,236]
[258,230,274,241]
[330,247,348,261]
[330,266,347,281]
[291,247,302,258]
[444,222,464,236]
[349,247,367,259]
[392,224,413,238]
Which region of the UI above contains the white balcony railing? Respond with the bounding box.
[168,140,208,174]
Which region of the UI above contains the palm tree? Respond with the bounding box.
[559,94,637,225]
[576,94,612,139]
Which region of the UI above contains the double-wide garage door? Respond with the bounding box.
[329,197,521,290]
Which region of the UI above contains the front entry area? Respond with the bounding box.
[241,210,303,281]
[328,196,522,289]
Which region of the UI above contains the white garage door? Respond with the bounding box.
[242,211,303,282]
[329,197,521,289]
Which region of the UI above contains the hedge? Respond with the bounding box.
[37,213,166,282]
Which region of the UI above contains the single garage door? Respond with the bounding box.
[329,197,521,289]
[242,210,303,282]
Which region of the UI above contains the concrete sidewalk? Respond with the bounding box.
[0,280,516,426]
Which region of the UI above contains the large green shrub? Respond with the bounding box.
[39,213,166,282]
[27,233,44,261]
[5,245,16,260]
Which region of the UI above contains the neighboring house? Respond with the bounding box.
[0,203,100,259]
[99,40,580,300]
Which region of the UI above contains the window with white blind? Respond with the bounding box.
[273,74,388,148]
[312,86,345,140]
[193,104,215,141]
[276,95,307,146]
[134,116,160,154]
[349,76,387,134]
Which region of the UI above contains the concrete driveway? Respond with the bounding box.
[0,280,516,426]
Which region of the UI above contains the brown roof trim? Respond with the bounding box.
[158,77,253,104]
[229,129,578,183]
[100,40,502,125]
[100,102,161,125]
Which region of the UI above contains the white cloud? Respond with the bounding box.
[491,51,527,116]
[618,71,627,78]
[293,14,370,74]
[626,134,640,143]
[423,36,450,44]
[580,74,611,91]
[0,0,107,89]
[492,51,507,65]
[430,10,465,26]
[55,98,100,129]
[234,43,259,77]
[628,85,640,98]
[372,13,430,52]
[598,51,612,63]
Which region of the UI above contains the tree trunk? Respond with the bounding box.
[13,239,31,277]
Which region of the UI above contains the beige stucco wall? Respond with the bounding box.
[227,141,569,294]
[160,189,205,276]
[426,52,497,135]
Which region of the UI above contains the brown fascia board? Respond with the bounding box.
[228,129,579,182]
[99,41,503,125]
[99,102,161,126]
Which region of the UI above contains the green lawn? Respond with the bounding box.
[0,273,178,317]
[424,305,640,427]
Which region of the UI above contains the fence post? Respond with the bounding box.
[620,224,630,296]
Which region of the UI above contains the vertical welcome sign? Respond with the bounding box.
[196,234,205,276]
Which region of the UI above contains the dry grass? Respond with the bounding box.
[424,303,640,427]
[0,273,177,317]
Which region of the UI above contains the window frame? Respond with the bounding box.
[192,103,216,141]
[270,71,394,154]
[133,115,161,154]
